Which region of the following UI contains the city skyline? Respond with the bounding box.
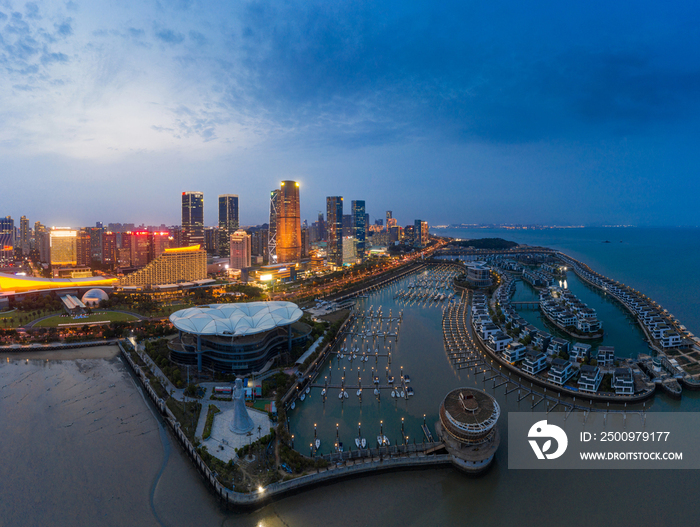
[2,2,700,227]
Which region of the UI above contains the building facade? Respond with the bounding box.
[181,191,204,248]
[218,194,239,257]
[351,200,366,261]
[326,196,343,266]
[276,181,301,263]
[230,230,252,270]
[118,245,207,287]
[50,228,77,267]
[268,189,280,264]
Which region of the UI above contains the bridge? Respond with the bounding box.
[511,301,540,309]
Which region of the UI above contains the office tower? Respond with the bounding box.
[89,226,103,263]
[389,225,401,243]
[130,231,150,267]
[204,226,218,254]
[326,197,343,266]
[352,200,366,261]
[34,222,49,263]
[386,211,392,225]
[149,231,172,262]
[0,216,14,262]
[19,216,29,255]
[276,180,301,263]
[96,222,103,229]
[301,227,310,258]
[317,211,326,240]
[268,189,280,264]
[119,231,132,267]
[365,213,370,236]
[230,230,251,270]
[251,229,268,260]
[218,194,239,257]
[414,220,429,247]
[181,191,204,247]
[50,228,77,267]
[76,229,92,267]
[343,236,358,265]
[342,214,352,237]
[102,232,117,267]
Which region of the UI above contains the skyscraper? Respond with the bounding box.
[275,181,301,263]
[50,228,77,267]
[218,194,239,257]
[76,229,91,267]
[230,230,251,270]
[181,191,204,247]
[0,217,14,263]
[326,197,343,266]
[89,226,103,263]
[268,189,280,264]
[19,216,29,255]
[352,200,366,261]
[414,220,429,247]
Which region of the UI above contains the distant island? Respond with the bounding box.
[451,238,519,250]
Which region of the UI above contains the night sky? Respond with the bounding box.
[2,1,699,228]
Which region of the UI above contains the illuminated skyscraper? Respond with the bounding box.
[76,229,91,267]
[0,216,14,263]
[102,231,117,267]
[218,194,239,257]
[89,226,103,262]
[181,191,204,247]
[230,230,251,270]
[326,196,343,266]
[50,228,77,267]
[276,180,301,263]
[268,189,280,264]
[351,200,366,261]
[19,216,29,255]
[414,220,429,247]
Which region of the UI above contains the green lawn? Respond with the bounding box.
[33,311,139,328]
[0,309,64,328]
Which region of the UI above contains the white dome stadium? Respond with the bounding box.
[169,301,303,337]
[81,288,109,306]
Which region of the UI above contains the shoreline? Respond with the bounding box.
[0,343,120,360]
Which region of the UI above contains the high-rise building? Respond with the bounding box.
[34,222,49,263]
[230,230,251,270]
[251,229,269,261]
[181,191,204,247]
[76,229,92,267]
[19,216,29,255]
[118,231,132,268]
[118,246,207,287]
[414,220,429,247]
[276,180,301,263]
[342,214,353,237]
[149,231,172,262]
[89,227,103,263]
[301,227,310,258]
[218,195,239,257]
[204,226,218,254]
[326,197,343,266]
[130,231,151,267]
[268,189,280,264]
[102,231,117,267]
[0,216,14,263]
[343,236,358,265]
[50,228,77,267]
[352,200,366,261]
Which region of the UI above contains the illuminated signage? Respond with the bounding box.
[260,274,273,281]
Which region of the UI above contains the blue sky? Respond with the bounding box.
[2,0,699,228]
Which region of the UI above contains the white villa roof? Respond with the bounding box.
[170,301,303,337]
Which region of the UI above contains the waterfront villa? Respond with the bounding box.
[522,350,548,375]
[612,367,634,395]
[548,338,570,356]
[533,331,552,352]
[578,364,603,392]
[502,342,527,363]
[570,343,591,362]
[596,346,615,367]
[489,331,513,352]
[661,332,682,349]
[548,358,575,386]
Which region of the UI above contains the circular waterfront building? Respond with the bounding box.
[81,288,109,307]
[436,387,501,474]
[168,302,308,374]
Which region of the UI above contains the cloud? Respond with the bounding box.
[25,2,41,20]
[188,30,206,46]
[128,27,144,38]
[155,28,184,44]
[54,18,73,37]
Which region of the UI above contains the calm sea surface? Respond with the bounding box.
[2,228,700,527]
